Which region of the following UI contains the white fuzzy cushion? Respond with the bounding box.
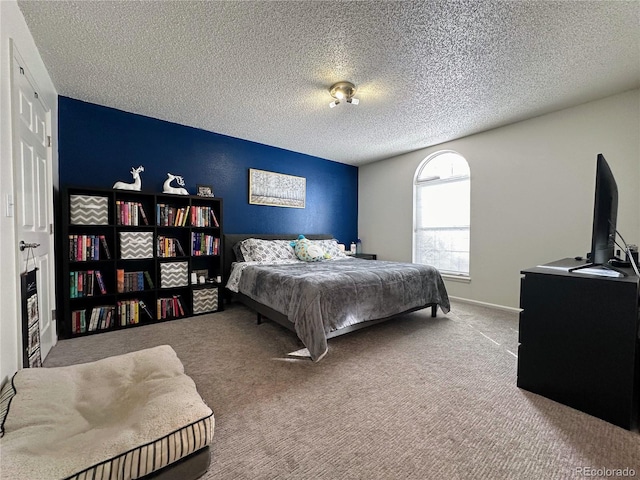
[0,345,214,480]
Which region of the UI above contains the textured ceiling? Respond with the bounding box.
[17,0,640,166]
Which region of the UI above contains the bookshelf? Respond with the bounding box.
[59,186,223,338]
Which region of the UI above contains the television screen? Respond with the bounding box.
[570,154,625,275]
[590,153,618,265]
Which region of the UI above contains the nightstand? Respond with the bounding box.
[353,253,377,260]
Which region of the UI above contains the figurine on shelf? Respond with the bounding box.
[163,173,189,195]
[113,166,144,191]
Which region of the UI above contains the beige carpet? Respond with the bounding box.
[44,300,640,479]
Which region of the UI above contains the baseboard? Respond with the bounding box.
[449,295,522,313]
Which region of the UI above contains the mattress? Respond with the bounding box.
[231,258,450,361]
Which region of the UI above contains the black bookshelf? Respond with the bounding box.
[59,186,223,338]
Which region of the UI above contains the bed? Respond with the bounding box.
[0,346,214,480]
[223,234,450,361]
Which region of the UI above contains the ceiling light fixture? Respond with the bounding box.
[329,81,359,108]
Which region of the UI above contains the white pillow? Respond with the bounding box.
[312,239,348,259]
[239,238,298,263]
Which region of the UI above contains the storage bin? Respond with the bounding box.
[70,195,109,225]
[160,261,189,288]
[120,231,153,259]
[192,288,219,314]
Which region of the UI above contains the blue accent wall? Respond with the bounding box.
[58,97,358,244]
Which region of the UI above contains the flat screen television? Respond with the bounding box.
[570,154,625,274]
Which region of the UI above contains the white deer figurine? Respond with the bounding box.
[163,173,189,195]
[113,166,144,191]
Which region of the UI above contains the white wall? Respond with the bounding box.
[359,90,640,309]
[0,0,58,383]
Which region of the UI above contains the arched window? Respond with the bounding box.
[413,151,470,276]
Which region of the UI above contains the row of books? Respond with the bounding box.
[71,305,115,334]
[116,269,154,293]
[68,234,111,261]
[116,201,149,226]
[70,298,155,334]
[157,295,185,320]
[157,204,189,227]
[157,236,186,257]
[70,270,107,298]
[191,234,220,256]
[155,204,220,227]
[191,206,220,227]
[117,299,153,326]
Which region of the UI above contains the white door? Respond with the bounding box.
[11,46,56,362]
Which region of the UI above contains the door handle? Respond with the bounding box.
[19,241,40,251]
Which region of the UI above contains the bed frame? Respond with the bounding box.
[222,234,437,340]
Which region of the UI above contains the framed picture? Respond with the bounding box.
[197,184,214,197]
[21,268,42,368]
[249,168,306,208]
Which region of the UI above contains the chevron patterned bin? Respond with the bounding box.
[193,288,219,314]
[160,261,189,288]
[70,195,109,225]
[120,231,153,259]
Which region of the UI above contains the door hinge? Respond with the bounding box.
[50,223,53,234]
[47,136,52,147]
[51,309,56,321]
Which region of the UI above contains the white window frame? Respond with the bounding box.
[413,150,470,280]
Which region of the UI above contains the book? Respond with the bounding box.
[117,268,125,293]
[175,295,185,316]
[95,270,107,294]
[78,271,84,297]
[99,235,111,259]
[104,307,114,329]
[211,208,219,227]
[139,203,149,225]
[96,307,104,331]
[144,270,154,289]
[98,307,107,330]
[123,201,129,225]
[71,310,84,334]
[88,307,99,332]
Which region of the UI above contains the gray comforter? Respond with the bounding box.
[237,259,450,361]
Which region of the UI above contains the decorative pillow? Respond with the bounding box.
[0,377,16,438]
[290,235,328,262]
[313,239,348,259]
[239,238,298,263]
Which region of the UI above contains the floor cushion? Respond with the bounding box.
[0,345,214,480]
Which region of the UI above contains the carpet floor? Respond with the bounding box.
[44,300,640,479]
